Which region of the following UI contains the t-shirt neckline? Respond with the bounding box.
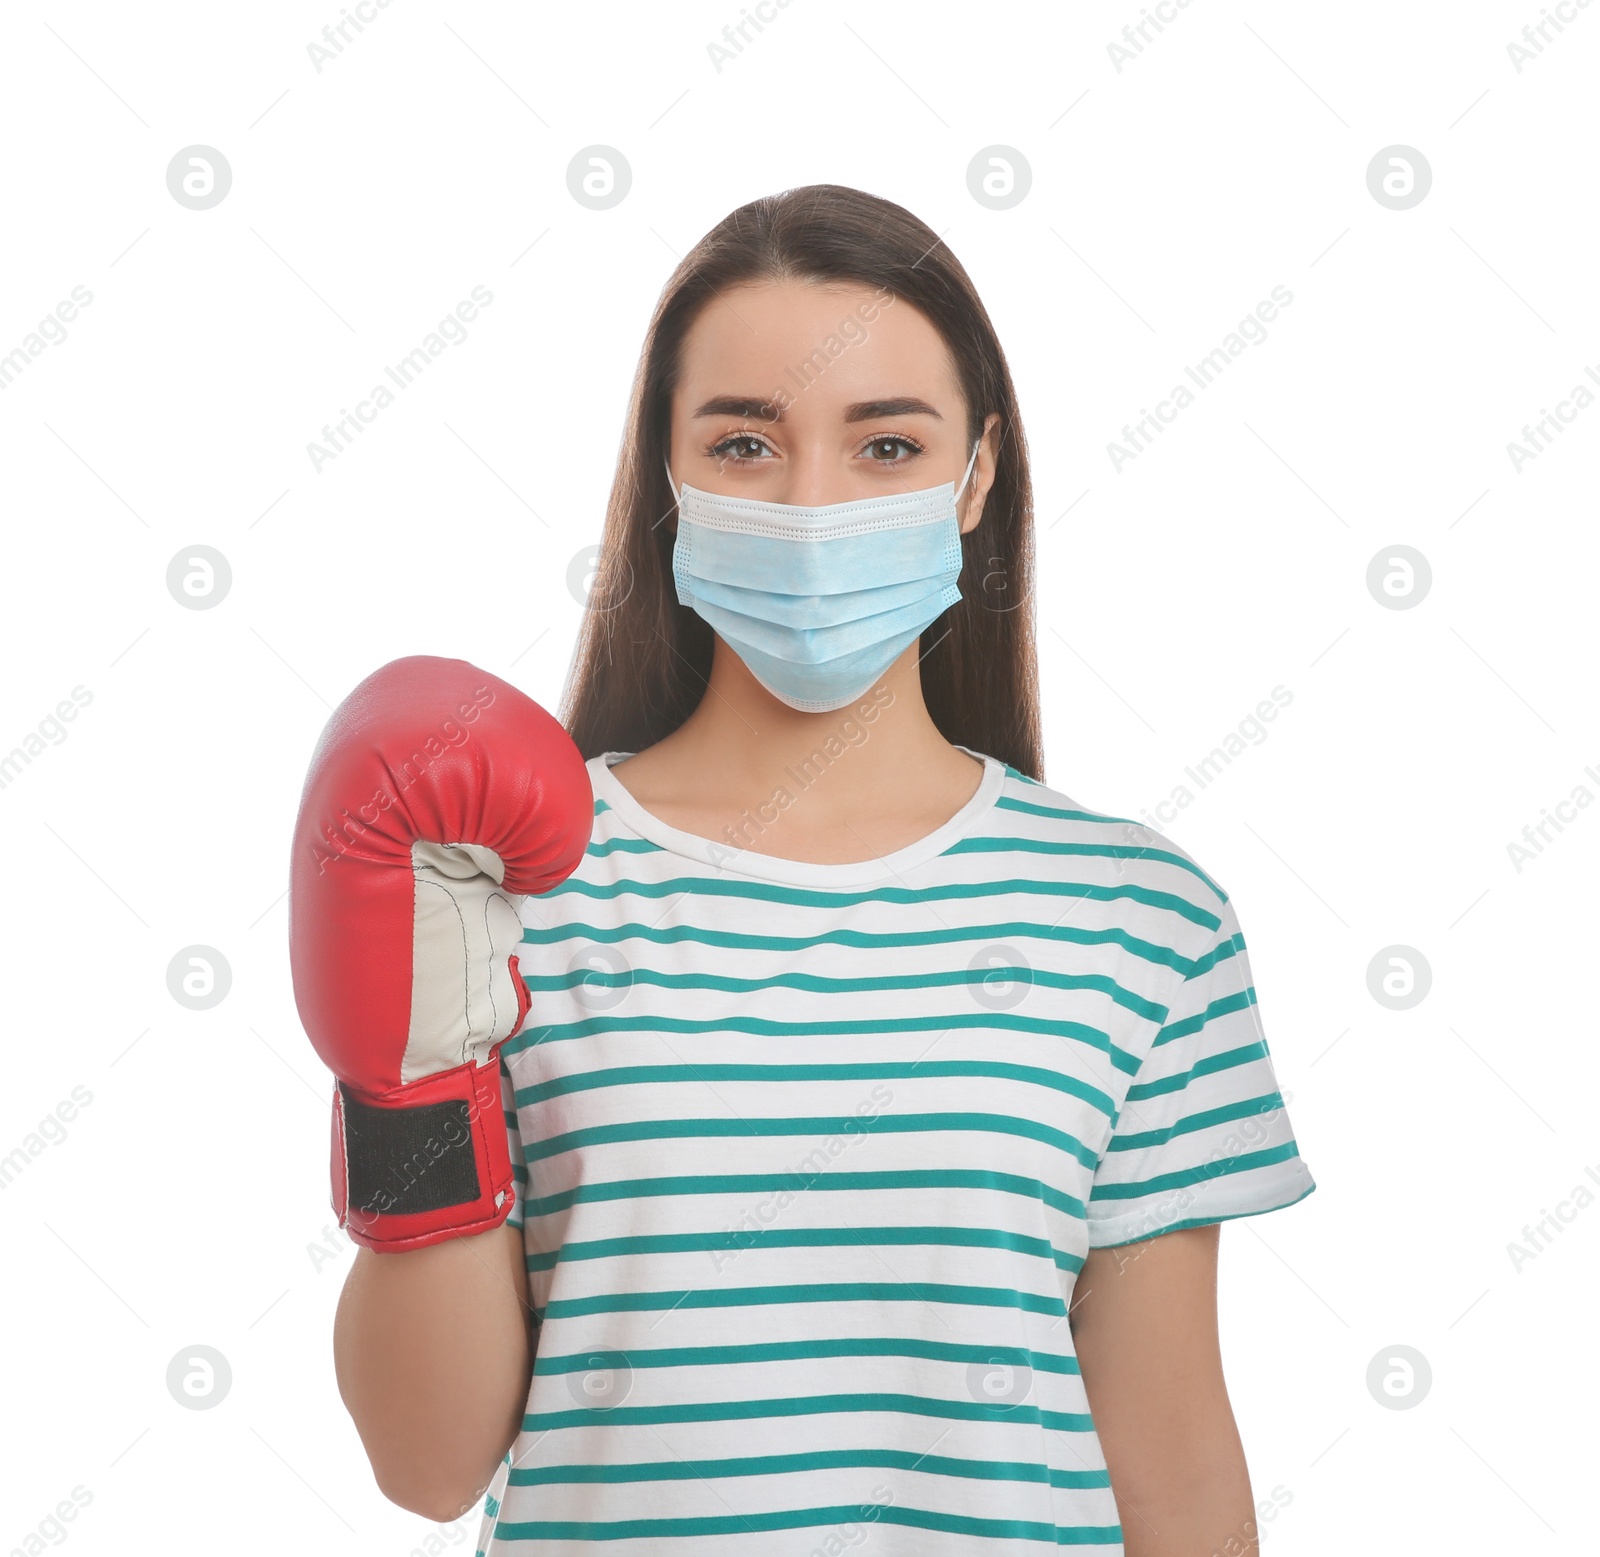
[588,743,1005,886]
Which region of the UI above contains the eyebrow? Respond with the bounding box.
[690,395,944,424]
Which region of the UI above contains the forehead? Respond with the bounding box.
[675,278,961,413]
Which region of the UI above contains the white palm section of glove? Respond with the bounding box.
[404,840,528,1085]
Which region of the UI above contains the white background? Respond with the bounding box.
[1,2,1595,1553]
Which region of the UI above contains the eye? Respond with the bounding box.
[706,432,776,465]
[860,434,926,463]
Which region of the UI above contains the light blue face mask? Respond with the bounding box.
[664,440,981,714]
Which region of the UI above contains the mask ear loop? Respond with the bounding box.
[663,453,679,505]
[954,438,982,507]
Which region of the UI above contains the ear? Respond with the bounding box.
[958,412,1002,535]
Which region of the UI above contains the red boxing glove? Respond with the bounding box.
[289,656,592,1252]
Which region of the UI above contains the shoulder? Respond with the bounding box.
[984,759,1231,937]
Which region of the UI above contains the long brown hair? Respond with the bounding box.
[560,182,1042,780]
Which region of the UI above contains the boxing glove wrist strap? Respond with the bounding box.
[332,1053,514,1250]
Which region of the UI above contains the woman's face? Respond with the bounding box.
[667,277,994,533]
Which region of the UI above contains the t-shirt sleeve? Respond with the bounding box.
[500,1051,527,1233]
[1086,887,1316,1249]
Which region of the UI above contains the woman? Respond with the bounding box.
[335,182,1316,1555]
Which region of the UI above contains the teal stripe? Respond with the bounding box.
[495,1500,1118,1545]
[1189,930,1244,978]
[1090,1177,1316,1249]
[504,1011,1138,1074]
[524,1222,1083,1276]
[538,1279,1068,1322]
[523,915,1197,975]
[521,962,1168,1024]
[948,834,1224,899]
[1155,986,1252,1048]
[1103,1093,1285,1152]
[531,1335,1081,1378]
[545,871,1222,932]
[523,1389,1088,1433]
[996,793,1132,825]
[523,1166,1086,1222]
[521,1111,1100,1171]
[992,794,1225,898]
[515,1058,1116,1120]
[1088,1141,1304,1202]
[504,1105,526,1229]
[1127,1042,1268,1101]
[508,1444,1107,1489]
[588,834,660,857]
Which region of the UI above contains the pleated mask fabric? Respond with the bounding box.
[666,440,980,713]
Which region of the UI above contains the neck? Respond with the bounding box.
[639,634,977,827]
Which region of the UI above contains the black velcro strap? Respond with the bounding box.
[341,1086,482,1218]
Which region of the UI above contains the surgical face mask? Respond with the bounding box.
[664,440,981,714]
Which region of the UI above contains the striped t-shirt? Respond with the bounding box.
[476,744,1315,1555]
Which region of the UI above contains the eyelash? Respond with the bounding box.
[704,431,928,466]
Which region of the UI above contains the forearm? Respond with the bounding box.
[1111,1416,1258,1557]
[333,1221,532,1521]
[1071,1228,1267,1557]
